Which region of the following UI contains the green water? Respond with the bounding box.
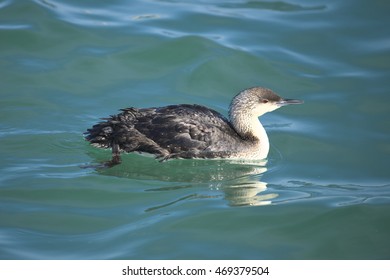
[1,0,389,259]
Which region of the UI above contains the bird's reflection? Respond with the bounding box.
[88,152,278,207]
[220,180,277,207]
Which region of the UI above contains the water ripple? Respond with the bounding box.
[0,23,31,30]
[1,0,389,260]
[0,0,11,9]
[271,180,390,207]
[35,0,169,27]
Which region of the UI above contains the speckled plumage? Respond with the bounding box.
[86,104,246,160]
[85,87,303,165]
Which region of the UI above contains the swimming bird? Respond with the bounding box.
[85,87,303,165]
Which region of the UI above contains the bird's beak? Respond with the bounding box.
[277,98,304,106]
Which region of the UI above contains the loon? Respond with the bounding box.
[85,87,303,165]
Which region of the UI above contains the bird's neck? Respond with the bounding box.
[231,113,269,144]
[229,100,271,158]
[230,113,270,159]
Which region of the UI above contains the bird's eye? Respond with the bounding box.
[262,99,269,103]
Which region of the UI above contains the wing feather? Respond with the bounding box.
[85,104,242,159]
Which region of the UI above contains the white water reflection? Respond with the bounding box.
[91,153,278,207]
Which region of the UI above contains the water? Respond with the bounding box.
[1,0,389,259]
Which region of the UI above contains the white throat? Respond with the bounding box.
[230,114,270,159]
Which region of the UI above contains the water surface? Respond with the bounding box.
[0,0,389,259]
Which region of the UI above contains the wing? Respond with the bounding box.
[85,104,243,159]
[135,104,243,156]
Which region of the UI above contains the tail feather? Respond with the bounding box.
[85,121,114,149]
[85,115,169,160]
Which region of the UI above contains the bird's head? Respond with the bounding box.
[229,87,303,118]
